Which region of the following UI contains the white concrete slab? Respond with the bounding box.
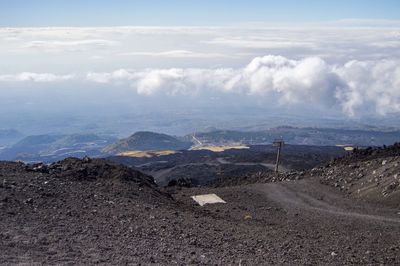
[191,193,226,206]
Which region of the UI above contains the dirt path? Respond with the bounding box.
[252,180,400,224]
[172,179,400,265]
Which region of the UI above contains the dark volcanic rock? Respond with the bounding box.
[309,143,400,208]
[1,154,400,265]
[24,157,156,185]
[210,170,304,187]
[47,157,156,186]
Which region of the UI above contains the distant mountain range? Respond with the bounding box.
[186,126,400,147]
[0,129,24,146]
[102,131,192,154]
[0,134,116,162]
[1,126,400,163]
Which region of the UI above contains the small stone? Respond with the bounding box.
[331,251,338,256]
[83,156,91,163]
[244,214,252,220]
[25,198,33,204]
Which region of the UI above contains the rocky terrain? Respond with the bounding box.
[310,143,400,208]
[1,146,400,265]
[111,144,344,186]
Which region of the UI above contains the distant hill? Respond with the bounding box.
[0,134,116,162]
[0,129,22,138]
[0,129,24,146]
[186,127,400,147]
[103,131,192,154]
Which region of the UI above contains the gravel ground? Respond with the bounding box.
[1,158,400,265]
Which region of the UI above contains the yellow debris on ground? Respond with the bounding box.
[244,214,252,220]
[117,150,178,158]
[191,145,249,152]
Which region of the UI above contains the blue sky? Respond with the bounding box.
[0,0,399,26]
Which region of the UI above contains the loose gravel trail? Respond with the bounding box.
[172,178,400,265]
[252,180,400,224]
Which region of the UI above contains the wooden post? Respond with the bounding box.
[273,140,284,173]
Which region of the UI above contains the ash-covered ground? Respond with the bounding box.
[1,146,400,265]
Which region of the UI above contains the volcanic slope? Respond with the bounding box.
[1,156,400,265]
[310,143,400,208]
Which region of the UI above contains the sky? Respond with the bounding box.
[0,1,400,134]
[1,0,400,26]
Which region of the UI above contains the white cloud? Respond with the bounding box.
[1,25,400,118]
[1,55,399,118]
[369,41,400,48]
[119,50,229,58]
[0,72,75,82]
[85,55,400,117]
[0,27,220,39]
[86,69,134,83]
[1,26,399,68]
[331,19,400,28]
[136,69,185,95]
[203,37,317,49]
[335,60,400,116]
[225,56,340,105]
[23,39,118,52]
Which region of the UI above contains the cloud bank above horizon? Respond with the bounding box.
[0,24,399,118]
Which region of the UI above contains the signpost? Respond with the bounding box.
[273,139,284,173]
